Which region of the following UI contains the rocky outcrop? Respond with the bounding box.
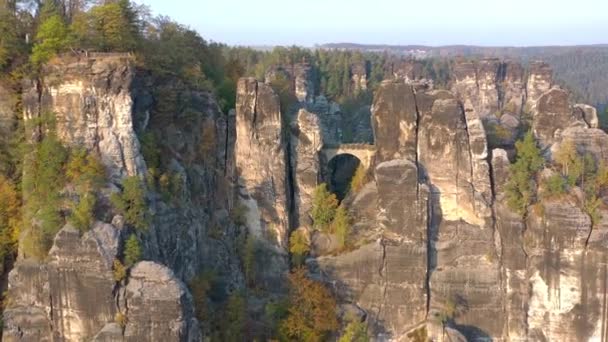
[123,261,201,341]
[23,54,145,181]
[533,88,582,147]
[234,78,289,294]
[235,77,290,249]
[290,109,323,230]
[5,54,238,342]
[314,61,608,341]
[526,61,553,112]
[265,63,315,103]
[351,61,367,93]
[451,58,500,118]
[4,223,119,341]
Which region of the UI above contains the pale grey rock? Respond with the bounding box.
[4,222,120,342]
[124,261,201,342]
[24,55,146,181]
[574,103,599,128]
[290,109,323,230]
[451,59,500,118]
[91,323,123,342]
[526,61,553,112]
[235,77,290,249]
[533,88,581,148]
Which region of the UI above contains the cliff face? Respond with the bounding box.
[3,54,242,342]
[4,53,608,342]
[303,60,608,341]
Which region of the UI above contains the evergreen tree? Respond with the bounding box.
[124,233,141,267]
[505,132,544,216]
[31,11,71,65]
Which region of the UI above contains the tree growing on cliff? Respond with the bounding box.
[110,176,148,231]
[279,268,338,341]
[289,229,310,267]
[31,9,72,65]
[124,233,141,267]
[21,132,69,258]
[88,0,139,51]
[0,175,20,262]
[311,183,339,232]
[505,131,544,216]
[332,205,350,250]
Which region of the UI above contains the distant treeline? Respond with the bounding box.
[321,43,608,108]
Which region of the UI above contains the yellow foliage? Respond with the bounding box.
[0,176,20,260]
[350,164,367,193]
[113,259,127,282]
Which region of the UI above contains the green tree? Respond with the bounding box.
[0,2,22,70]
[332,205,350,250]
[69,192,96,231]
[219,292,247,342]
[123,233,141,267]
[542,174,567,197]
[189,270,216,321]
[22,132,69,258]
[0,175,20,263]
[110,176,148,230]
[88,0,138,51]
[31,13,71,65]
[289,229,309,267]
[505,132,544,216]
[339,321,368,342]
[311,183,339,232]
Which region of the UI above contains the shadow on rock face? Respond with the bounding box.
[453,323,493,342]
[327,154,361,201]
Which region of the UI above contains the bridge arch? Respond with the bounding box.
[319,144,376,200]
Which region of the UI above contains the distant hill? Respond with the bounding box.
[320,43,608,108]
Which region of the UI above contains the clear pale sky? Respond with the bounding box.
[134,0,607,47]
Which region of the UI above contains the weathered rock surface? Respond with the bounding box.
[23,54,145,180]
[4,222,119,341]
[235,77,290,249]
[526,61,554,111]
[290,109,323,230]
[451,58,500,118]
[123,261,201,342]
[265,63,315,103]
[351,61,368,93]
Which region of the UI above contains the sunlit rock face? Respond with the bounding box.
[311,61,608,342]
[234,77,289,291]
[22,55,145,181]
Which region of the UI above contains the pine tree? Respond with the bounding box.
[124,234,141,267]
[505,132,544,216]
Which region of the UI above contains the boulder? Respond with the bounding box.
[124,261,201,342]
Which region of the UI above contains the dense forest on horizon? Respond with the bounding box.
[321,42,608,109]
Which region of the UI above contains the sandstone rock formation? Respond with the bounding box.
[290,109,323,230]
[6,52,608,342]
[4,223,119,341]
[23,54,145,181]
[311,61,608,341]
[265,63,315,103]
[351,61,368,93]
[235,77,290,249]
[123,261,201,341]
[4,54,243,342]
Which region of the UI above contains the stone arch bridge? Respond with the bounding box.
[320,143,376,170]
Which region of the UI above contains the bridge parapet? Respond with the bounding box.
[322,143,376,151]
